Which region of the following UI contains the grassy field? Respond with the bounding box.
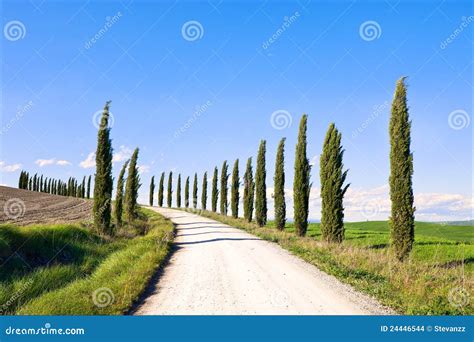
[0,208,174,315]
[189,209,473,315]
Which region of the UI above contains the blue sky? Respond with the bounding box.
[1,0,472,221]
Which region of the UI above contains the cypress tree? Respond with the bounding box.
[93,101,114,235]
[389,77,415,261]
[211,167,219,212]
[158,172,165,207]
[177,174,182,208]
[243,157,255,222]
[149,176,155,206]
[81,176,86,198]
[167,172,173,207]
[220,161,229,215]
[320,123,350,243]
[18,171,23,189]
[87,175,91,199]
[274,138,286,230]
[33,174,37,191]
[201,172,208,210]
[185,176,190,208]
[294,115,311,237]
[255,140,267,227]
[193,173,198,209]
[40,175,43,192]
[115,160,129,228]
[29,178,32,191]
[231,159,240,218]
[124,148,141,223]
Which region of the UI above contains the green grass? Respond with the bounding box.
[0,208,174,315]
[189,209,473,315]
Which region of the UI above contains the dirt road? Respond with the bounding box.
[135,208,391,315]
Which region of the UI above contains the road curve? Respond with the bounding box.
[135,208,391,315]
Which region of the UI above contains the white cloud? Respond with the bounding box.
[113,145,133,163]
[35,158,72,167]
[0,161,21,172]
[79,152,96,169]
[138,165,150,174]
[56,160,72,166]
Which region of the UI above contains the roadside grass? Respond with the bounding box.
[0,208,174,315]
[186,209,473,315]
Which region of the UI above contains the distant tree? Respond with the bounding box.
[231,159,240,218]
[211,167,219,212]
[93,101,114,234]
[115,160,129,228]
[125,148,141,223]
[220,161,229,215]
[274,138,286,230]
[255,140,267,227]
[243,157,255,222]
[18,171,24,189]
[87,176,91,199]
[201,172,208,211]
[193,173,198,209]
[293,115,311,237]
[389,77,415,262]
[177,174,182,208]
[158,172,165,207]
[81,176,86,198]
[167,172,173,207]
[320,123,350,243]
[40,175,44,193]
[33,174,37,191]
[149,176,155,206]
[29,178,33,191]
[185,176,190,208]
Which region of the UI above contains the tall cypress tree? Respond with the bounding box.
[177,174,182,208]
[201,172,208,210]
[389,77,415,261]
[93,101,114,234]
[231,159,240,218]
[115,160,129,228]
[255,140,267,227]
[81,176,86,198]
[185,176,190,208]
[294,115,311,237]
[124,148,141,223]
[243,157,255,222]
[320,124,350,243]
[274,138,286,230]
[87,175,91,199]
[211,167,219,212]
[158,172,165,207]
[193,173,198,209]
[220,161,229,215]
[149,176,155,206]
[167,172,173,207]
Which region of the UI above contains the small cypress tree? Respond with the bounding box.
[185,176,190,208]
[115,160,129,228]
[167,172,173,207]
[201,172,208,210]
[193,173,198,209]
[274,138,286,230]
[243,157,255,222]
[211,167,219,212]
[81,176,86,198]
[18,171,24,189]
[293,115,311,237]
[320,124,350,243]
[220,161,229,215]
[255,140,267,227]
[87,175,91,199]
[177,174,182,208]
[93,101,114,235]
[124,148,141,223]
[149,176,155,206]
[389,77,415,261]
[231,159,240,218]
[158,172,165,207]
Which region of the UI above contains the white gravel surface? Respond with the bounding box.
[135,208,392,315]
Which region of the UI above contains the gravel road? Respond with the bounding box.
[135,208,392,315]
